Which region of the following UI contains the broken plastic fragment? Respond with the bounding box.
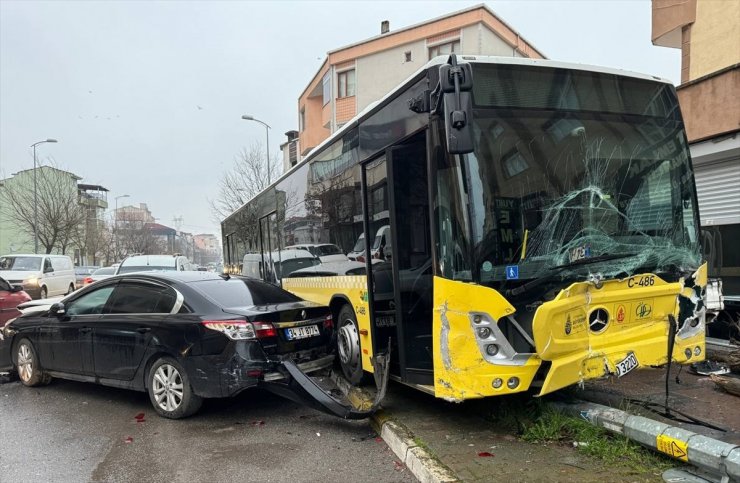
[134,412,145,423]
[124,436,133,444]
[478,451,494,457]
[251,420,265,426]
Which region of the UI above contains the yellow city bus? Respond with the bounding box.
[222,55,722,416]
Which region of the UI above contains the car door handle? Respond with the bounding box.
[80,327,92,334]
[136,327,151,333]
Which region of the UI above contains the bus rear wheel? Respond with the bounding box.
[337,305,366,385]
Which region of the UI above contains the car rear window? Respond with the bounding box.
[317,245,342,256]
[93,267,116,276]
[194,278,299,307]
[118,265,177,274]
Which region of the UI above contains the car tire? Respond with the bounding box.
[66,283,75,295]
[147,356,202,419]
[39,286,48,300]
[15,338,52,387]
[337,305,368,385]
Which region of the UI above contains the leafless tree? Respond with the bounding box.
[0,164,87,254]
[115,211,165,256]
[71,217,112,266]
[210,141,281,223]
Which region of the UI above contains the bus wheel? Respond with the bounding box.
[337,305,366,385]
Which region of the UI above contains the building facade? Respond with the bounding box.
[0,166,108,265]
[652,0,740,299]
[286,4,545,172]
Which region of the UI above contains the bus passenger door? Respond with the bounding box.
[387,133,434,385]
[362,132,433,386]
[362,156,401,377]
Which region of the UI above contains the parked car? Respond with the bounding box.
[0,272,335,419]
[74,266,100,289]
[242,249,320,284]
[116,254,193,274]
[285,244,348,263]
[0,254,76,299]
[82,266,117,286]
[0,276,31,327]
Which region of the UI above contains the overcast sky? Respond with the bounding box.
[0,0,679,238]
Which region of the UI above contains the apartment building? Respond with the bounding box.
[285,4,545,172]
[651,0,740,302]
[0,166,108,265]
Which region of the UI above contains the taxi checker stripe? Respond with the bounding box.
[284,276,366,290]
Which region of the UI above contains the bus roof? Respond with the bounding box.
[222,55,673,225]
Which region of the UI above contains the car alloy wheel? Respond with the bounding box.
[15,339,50,387]
[17,343,33,383]
[147,357,202,419]
[152,363,184,412]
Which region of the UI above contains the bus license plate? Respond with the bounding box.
[285,325,320,340]
[615,352,639,377]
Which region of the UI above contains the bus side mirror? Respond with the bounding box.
[439,61,474,154]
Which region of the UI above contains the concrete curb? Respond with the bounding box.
[330,371,459,483]
[553,400,740,482]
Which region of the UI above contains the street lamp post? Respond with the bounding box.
[30,138,58,254]
[241,115,272,184]
[114,194,130,261]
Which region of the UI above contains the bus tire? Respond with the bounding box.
[337,304,367,385]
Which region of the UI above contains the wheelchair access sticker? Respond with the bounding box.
[505,265,519,280]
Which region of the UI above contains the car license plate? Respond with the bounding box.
[615,352,639,377]
[285,325,320,340]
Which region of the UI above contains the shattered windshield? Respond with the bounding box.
[437,64,701,289]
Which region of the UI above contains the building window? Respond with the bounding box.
[428,39,460,59]
[404,51,412,62]
[300,108,305,132]
[337,69,356,98]
[322,71,331,106]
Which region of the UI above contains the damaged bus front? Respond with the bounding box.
[431,58,723,400]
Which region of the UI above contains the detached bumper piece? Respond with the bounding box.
[262,350,390,420]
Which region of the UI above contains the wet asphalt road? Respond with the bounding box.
[0,378,414,482]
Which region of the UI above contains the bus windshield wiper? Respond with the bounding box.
[507,253,637,298]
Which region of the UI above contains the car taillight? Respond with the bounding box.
[83,277,94,284]
[323,314,333,330]
[252,321,277,338]
[202,320,274,340]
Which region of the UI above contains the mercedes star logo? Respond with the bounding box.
[589,308,609,333]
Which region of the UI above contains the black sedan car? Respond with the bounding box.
[0,271,335,419]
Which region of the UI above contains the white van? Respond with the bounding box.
[0,254,76,299]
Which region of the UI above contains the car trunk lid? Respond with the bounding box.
[222,302,332,355]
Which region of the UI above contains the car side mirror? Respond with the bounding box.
[44,266,54,273]
[49,302,65,316]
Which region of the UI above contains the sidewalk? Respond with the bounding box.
[573,363,740,445]
[340,378,678,482]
